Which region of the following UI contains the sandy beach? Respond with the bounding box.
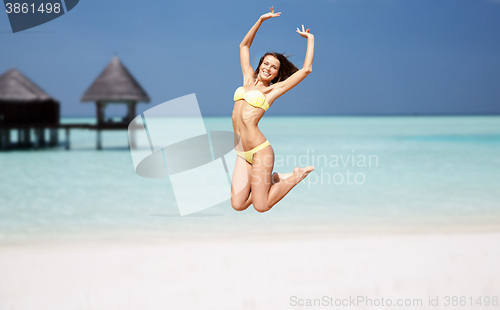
[1,231,499,310]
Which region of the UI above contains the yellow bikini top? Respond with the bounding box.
[233,86,270,111]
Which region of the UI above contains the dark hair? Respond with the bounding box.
[254,52,299,84]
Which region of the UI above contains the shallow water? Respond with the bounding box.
[1,116,499,240]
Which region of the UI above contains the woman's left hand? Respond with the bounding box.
[296,24,313,38]
[260,6,281,22]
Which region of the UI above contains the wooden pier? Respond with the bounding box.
[0,123,142,151]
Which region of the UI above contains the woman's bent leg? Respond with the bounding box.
[250,146,314,213]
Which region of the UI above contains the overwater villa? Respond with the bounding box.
[81,56,150,149]
[0,68,60,150]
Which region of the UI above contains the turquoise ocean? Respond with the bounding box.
[1,116,499,241]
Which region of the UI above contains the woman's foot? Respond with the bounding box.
[293,166,315,183]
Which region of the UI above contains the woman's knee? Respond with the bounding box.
[253,202,270,213]
[231,201,248,212]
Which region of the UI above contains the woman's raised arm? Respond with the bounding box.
[271,25,314,99]
[240,7,281,84]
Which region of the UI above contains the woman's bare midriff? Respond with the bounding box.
[232,100,268,151]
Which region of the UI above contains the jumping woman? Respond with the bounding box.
[231,7,315,213]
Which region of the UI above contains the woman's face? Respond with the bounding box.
[259,55,280,83]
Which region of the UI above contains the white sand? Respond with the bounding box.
[0,232,499,310]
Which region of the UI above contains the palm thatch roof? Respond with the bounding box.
[0,68,58,103]
[81,56,150,103]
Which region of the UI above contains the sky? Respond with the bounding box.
[1,0,499,117]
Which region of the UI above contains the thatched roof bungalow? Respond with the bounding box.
[81,56,150,126]
[0,68,59,125]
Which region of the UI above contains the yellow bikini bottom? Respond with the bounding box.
[235,140,271,164]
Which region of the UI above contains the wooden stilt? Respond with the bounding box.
[5,129,10,150]
[65,128,70,150]
[0,129,4,150]
[39,128,46,147]
[129,127,136,149]
[97,129,102,150]
[22,128,30,145]
[17,128,22,146]
[49,128,58,147]
[34,128,39,150]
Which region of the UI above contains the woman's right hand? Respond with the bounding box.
[259,6,281,22]
[296,24,313,39]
